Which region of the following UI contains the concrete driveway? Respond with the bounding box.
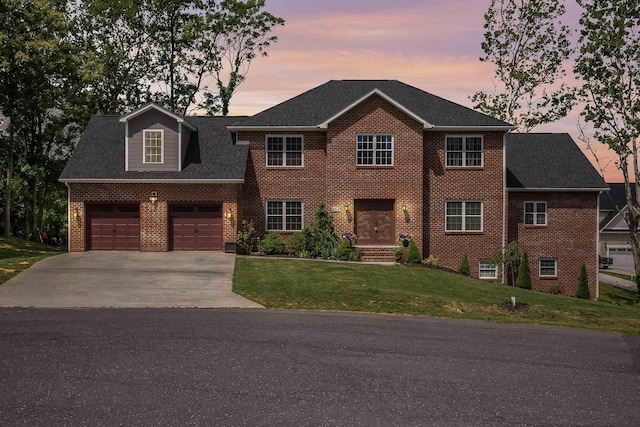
[0,252,263,308]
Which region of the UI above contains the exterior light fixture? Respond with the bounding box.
[73,209,81,219]
[225,209,233,220]
[149,196,158,204]
[401,204,408,212]
[343,204,350,212]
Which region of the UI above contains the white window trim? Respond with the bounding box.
[143,129,164,164]
[445,200,484,232]
[524,201,547,226]
[479,260,497,279]
[356,134,395,167]
[539,258,557,277]
[265,200,304,232]
[265,135,304,168]
[445,134,484,167]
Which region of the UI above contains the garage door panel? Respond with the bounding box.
[171,205,223,251]
[88,205,140,251]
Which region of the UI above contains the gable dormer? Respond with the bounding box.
[119,103,196,172]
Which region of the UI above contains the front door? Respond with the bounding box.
[355,200,395,245]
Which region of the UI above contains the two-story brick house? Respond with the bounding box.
[60,80,607,296]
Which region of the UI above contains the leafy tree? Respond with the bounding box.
[0,0,89,239]
[471,0,576,132]
[493,241,522,286]
[574,0,640,271]
[459,255,471,276]
[576,264,590,299]
[516,251,532,289]
[407,240,422,264]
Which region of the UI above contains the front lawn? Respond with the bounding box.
[0,236,64,286]
[233,258,640,335]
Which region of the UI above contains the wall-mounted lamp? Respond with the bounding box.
[401,204,408,213]
[149,196,158,204]
[225,209,233,220]
[73,209,82,219]
[343,204,350,212]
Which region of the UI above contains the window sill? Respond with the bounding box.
[355,165,394,169]
[266,166,304,170]
[524,224,548,228]
[445,231,484,235]
[445,166,484,171]
[539,276,558,280]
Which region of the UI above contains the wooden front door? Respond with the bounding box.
[355,200,395,245]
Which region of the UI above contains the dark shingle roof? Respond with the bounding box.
[506,133,607,190]
[600,183,633,210]
[59,115,248,181]
[232,80,512,128]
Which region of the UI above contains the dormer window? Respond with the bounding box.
[144,129,164,164]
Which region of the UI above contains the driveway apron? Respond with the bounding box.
[0,251,263,308]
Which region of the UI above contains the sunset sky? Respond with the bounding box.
[227,0,622,182]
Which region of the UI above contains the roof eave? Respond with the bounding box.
[227,125,325,132]
[507,187,609,192]
[119,103,197,131]
[60,178,244,184]
[430,126,517,131]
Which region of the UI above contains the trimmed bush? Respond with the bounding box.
[422,255,440,267]
[459,255,471,276]
[394,246,403,263]
[288,232,306,257]
[516,251,532,289]
[259,233,287,256]
[407,240,422,264]
[576,264,590,299]
[302,203,339,258]
[337,238,353,261]
[236,220,257,255]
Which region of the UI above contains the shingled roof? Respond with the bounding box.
[506,133,607,190]
[59,115,248,182]
[230,80,513,129]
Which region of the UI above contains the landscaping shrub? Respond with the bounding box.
[422,254,440,267]
[459,255,471,276]
[337,238,353,261]
[576,264,590,299]
[259,233,287,256]
[407,239,421,263]
[301,203,339,258]
[236,220,257,255]
[516,251,532,289]
[394,246,403,262]
[288,232,306,257]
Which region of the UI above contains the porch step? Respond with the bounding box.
[357,246,397,262]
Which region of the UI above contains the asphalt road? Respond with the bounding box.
[1,309,638,426]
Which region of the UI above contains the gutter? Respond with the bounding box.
[59,178,245,184]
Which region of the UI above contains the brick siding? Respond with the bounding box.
[508,191,599,297]
[68,183,241,252]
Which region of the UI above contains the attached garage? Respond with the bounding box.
[170,205,223,251]
[608,247,634,270]
[88,204,140,250]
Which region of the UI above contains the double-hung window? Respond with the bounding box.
[445,201,483,232]
[266,201,303,231]
[356,134,393,166]
[446,135,483,167]
[144,130,163,164]
[524,202,547,225]
[479,260,497,279]
[266,135,303,167]
[539,258,557,277]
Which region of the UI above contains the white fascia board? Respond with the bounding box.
[318,89,433,129]
[430,126,517,131]
[59,178,244,184]
[227,125,325,132]
[119,103,196,131]
[507,187,610,192]
[601,205,629,231]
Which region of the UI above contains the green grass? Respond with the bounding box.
[599,282,638,306]
[233,258,640,335]
[0,236,64,286]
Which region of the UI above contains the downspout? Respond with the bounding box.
[596,191,601,300]
[502,132,507,285]
[65,182,70,248]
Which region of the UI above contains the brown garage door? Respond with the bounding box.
[170,205,223,251]
[88,205,140,250]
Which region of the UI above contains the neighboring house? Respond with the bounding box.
[599,183,635,270]
[60,80,608,296]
